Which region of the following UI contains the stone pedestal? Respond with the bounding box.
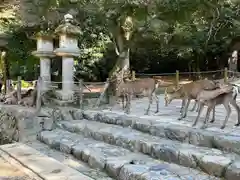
[32,35,55,91]
[62,57,74,100]
[40,58,51,86]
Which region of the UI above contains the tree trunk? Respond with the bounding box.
[106,16,133,104]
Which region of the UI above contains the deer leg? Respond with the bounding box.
[192,103,204,127]
[201,105,214,129]
[180,99,186,113]
[221,103,231,129]
[125,94,129,114]
[190,100,197,112]
[153,92,159,114]
[210,106,216,123]
[125,94,132,114]
[230,99,240,127]
[195,102,200,112]
[178,98,190,120]
[145,92,153,115]
[122,95,125,110]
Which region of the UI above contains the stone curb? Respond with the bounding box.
[0,143,94,180]
[38,129,219,180]
[57,119,240,179]
[82,110,240,155]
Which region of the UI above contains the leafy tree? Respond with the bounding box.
[0,0,240,82]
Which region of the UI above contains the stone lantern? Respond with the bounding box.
[32,33,55,90]
[54,14,82,100]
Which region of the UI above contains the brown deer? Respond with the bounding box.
[18,89,37,107]
[164,79,218,120]
[115,77,161,115]
[3,90,18,105]
[164,85,199,113]
[193,84,240,129]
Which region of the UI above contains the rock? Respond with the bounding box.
[72,110,83,120]
[164,125,190,142]
[193,154,232,177]
[151,143,179,164]
[119,164,150,180]
[214,135,240,154]
[82,110,96,120]
[189,129,214,148]
[106,158,130,178]
[225,161,240,180]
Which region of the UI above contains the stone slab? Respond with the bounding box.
[25,141,113,180]
[82,110,240,155]
[38,129,219,180]
[0,143,94,180]
[57,120,240,179]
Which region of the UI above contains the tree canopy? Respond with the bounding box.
[0,0,239,81]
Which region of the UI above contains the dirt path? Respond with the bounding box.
[0,157,34,180]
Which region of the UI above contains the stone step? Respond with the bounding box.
[38,129,219,180]
[82,110,240,155]
[0,143,95,180]
[25,141,114,180]
[57,119,240,179]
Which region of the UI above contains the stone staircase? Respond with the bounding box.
[0,105,114,180]
[2,95,240,180]
[0,141,114,180]
[36,109,240,180]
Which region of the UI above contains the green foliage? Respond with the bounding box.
[0,0,240,81]
[6,28,39,80]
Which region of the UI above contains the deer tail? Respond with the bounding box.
[232,84,240,93]
[231,84,240,100]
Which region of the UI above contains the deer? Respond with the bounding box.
[164,86,199,113]
[4,96,18,105]
[3,90,18,105]
[115,77,161,115]
[18,89,37,107]
[164,79,218,120]
[192,84,240,129]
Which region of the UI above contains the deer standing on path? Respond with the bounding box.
[115,77,161,115]
[164,79,218,120]
[193,84,240,129]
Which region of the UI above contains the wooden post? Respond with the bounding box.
[224,67,228,83]
[36,77,42,111]
[131,70,135,80]
[1,51,6,94]
[17,76,21,102]
[79,79,83,109]
[6,79,11,93]
[176,70,179,88]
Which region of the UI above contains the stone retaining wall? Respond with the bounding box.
[0,105,84,144]
[0,105,51,143]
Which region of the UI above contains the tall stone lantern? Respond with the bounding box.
[32,33,55,90]
[54,14,82,100]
